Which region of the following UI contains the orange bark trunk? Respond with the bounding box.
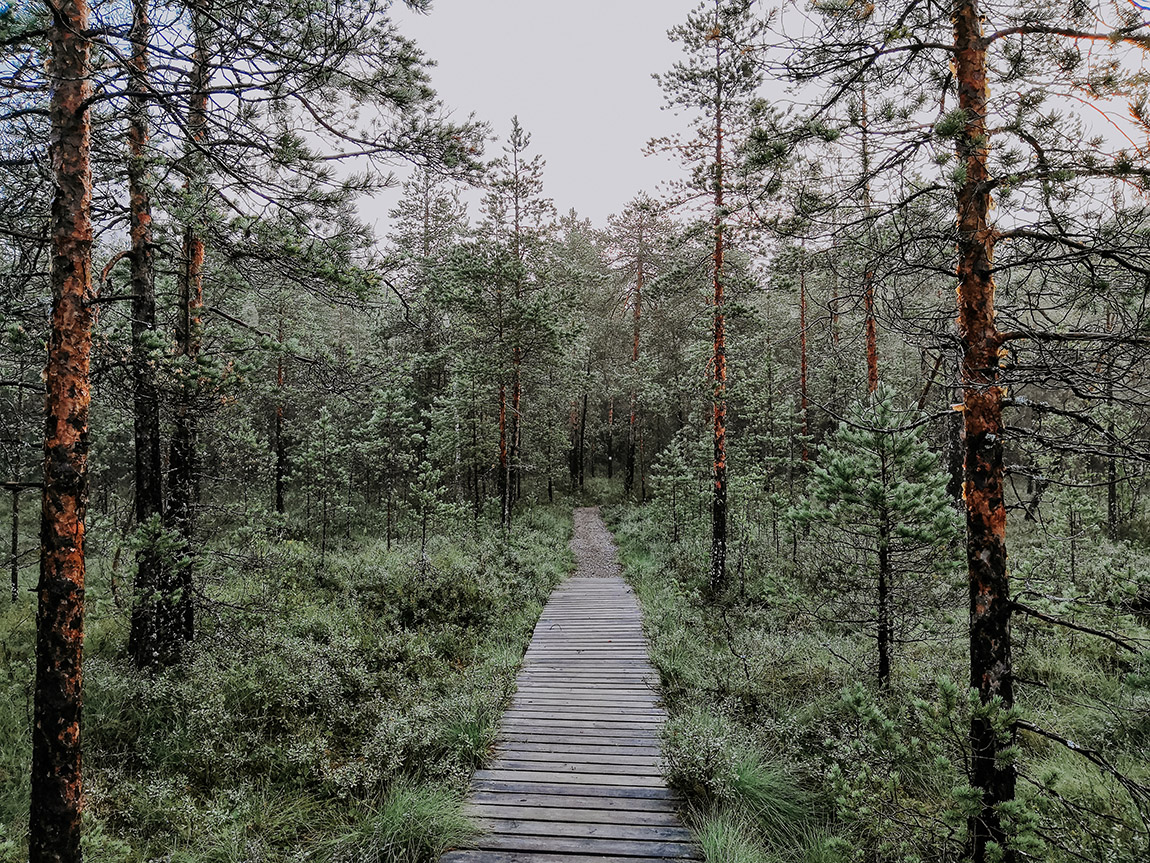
[31,1,93,858]
[954,2,1015,860]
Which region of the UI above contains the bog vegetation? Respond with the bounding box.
[2,1,1149,862]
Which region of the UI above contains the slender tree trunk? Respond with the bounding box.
[498,381,509,526]
[275,355,286,514]
[954,3,1015,859]
[606,399,614,479]
[274,310,286,515]
[710,35,728,595]
[9,357,26,602]
[861,78,879,395]
[9,488,17,603]
[1105,311,1118,540]
[578,389,588,489]
[877,511,891,688]
[30,1,93,857]
[626,256,643,493]
[125,0,171,668]
[165,0,210,650]
[864,274,879,394]
[799,247,809,462]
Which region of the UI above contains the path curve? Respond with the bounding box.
[442,507,699,863]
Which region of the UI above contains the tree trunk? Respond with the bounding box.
[578,389,588,489]
[861,77,879,395]
[954,3,1015,859]
[164,0,210,650]
[710,36,728,596]
[799,247,809,462]
[498,381,509,526]
[30,1,93,858]
[877,511,891,688]
[606,398,614,479]
[626,255,643,493]
[125,0,171,669]
[864,272,879,394]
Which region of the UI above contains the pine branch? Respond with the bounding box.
[1011,601,1143,653]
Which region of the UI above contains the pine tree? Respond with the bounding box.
[653,0,770,595]
[795,387,960,688]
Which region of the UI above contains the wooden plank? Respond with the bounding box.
[471,779,678,800]
[504,709,663,723]
[474,769,665,788]
[469,790,679,812]
[487,759,662,777]
[478,818,693,842]
[470,834,701,859]
[500,731,660,747]
[442,850,681,863]
[498,741,662,758]
[500,718,662,733]
[465,803,681,827]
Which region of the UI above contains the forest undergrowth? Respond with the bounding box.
[605,501,1150,863]
[0,506,573,862]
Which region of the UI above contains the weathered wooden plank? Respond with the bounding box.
[478,818,693,842]
[498,741,662,758]
[499,731,661,747]
[469,790,679,812]
[487,759,662,777]
[503,709,663,723]
[465,803,681,826]
[472,779,678,799]
[442,850,676,863]
[470,834,701,859]
[474,769,665,788]
[500,718,662,733]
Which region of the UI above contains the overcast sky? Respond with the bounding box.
[362,0,700,235]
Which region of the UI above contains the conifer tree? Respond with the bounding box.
[795,387,960,688]
[479,118,556,525]
[653,0,770,596]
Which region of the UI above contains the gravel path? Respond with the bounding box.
[569,506,623,579]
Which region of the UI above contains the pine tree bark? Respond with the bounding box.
[164,0,211,650]
[498,381,509,526]
[31,1,92,857]
[9,356,27,602]
[861,79,879,395]
[710,38,728,596]
[125,0,172,669]
[954,2,1015,859]
[799,248,809,461]
[864,273,879,394]
[626,252,643,493]
[877,510,892,688]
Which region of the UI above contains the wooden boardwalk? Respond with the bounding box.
[442,574,700,863]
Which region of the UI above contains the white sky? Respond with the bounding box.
[362,0,700,235]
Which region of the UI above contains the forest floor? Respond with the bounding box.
[603,502,1150,863]
[0,506,574,862]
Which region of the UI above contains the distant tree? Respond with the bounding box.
[479,118,557,524]
[607,194,673,498]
